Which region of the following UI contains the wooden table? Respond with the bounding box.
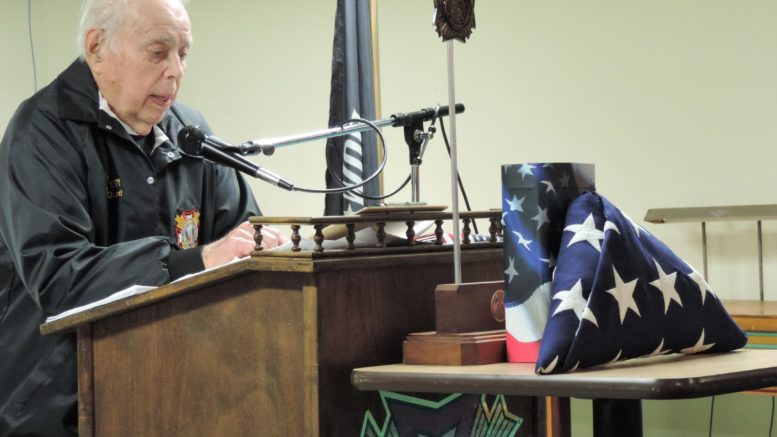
[352,349,777,437]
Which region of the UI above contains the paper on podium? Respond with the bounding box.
[44,284,156,323]
[45,256,247,323]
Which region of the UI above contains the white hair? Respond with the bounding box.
[76,0,190,60]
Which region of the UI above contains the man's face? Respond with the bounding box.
[89,0,192,135]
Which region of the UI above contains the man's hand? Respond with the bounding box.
[256,224,289,250]
[200,221,289,269]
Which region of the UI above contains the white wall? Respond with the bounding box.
[3,0,775,298]
[2,2,776,434]
[377,0,777,301]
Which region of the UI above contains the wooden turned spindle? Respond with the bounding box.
[253,224,264,251]
[313,224,325,252]
[489,217,499,243]
[462,218,471,244]
[290,224,301,252]
[375,222,386,248]
[346,223,356,250]
[434,219,444,245]
[405,221,416,246]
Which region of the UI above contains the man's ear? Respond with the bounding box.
[84,28,104,69]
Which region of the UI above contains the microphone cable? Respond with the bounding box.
[326,106,442,202]
[28,0,38,92]
[439,116,479,234]
[323,117,413,201]
[328,173,411,202]
[293,118,388,194]
[708,396,715,437]
[326,106,481,235]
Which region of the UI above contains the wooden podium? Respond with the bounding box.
[40,212,505,436]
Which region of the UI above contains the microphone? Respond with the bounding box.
[177,126,293,191]
[390,103,465,127]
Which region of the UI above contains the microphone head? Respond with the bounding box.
[177,125,207,156]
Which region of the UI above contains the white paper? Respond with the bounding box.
[45,256,249,323]
[45,284,156,323]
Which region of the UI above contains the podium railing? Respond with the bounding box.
[249,209,503,256]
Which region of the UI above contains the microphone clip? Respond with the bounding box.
[237,141,275,157]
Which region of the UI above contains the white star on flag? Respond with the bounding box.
[540,253,557,269]
[540,180,555,194]
[603,220,620,234]
[564,213,605,252]
[552,279,598,327]
[538,356,558,374]
[649,260,683,314]
[518,164,536,179]
[686,261,714,304]
[506,195,525,213]
[532,207,550,230]
[504,257,519,284]
[607,350,623,364]
[512,231,533,251]
[605,267,641,324]
[681,329,715,354]
[649,339,671,356]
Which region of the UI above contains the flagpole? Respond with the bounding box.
[446,40,462,285]
[368,0,384,194]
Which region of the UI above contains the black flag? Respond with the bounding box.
[324,0,380,216]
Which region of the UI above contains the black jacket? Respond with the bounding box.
[0,60,260,436]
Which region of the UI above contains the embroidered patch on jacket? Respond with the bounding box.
[175,208,200,249]
[106,177,123,199]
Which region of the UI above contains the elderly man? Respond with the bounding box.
[0,0,283,434]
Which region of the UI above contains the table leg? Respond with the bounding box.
[592,399,642,437]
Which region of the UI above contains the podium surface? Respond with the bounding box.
[42,245,503,436]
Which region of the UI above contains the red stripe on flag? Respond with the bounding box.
[506,330,542,363]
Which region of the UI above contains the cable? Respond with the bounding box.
[320,107,479,226]
[769,395,774,437]
[324,123,410,201]
[708,396,715,437]
[28,0,38,91]
[331,174,411,201]
[326,107,442,203]
[294,118,387,194]
[439,116,479,234]
[327,106,443,202]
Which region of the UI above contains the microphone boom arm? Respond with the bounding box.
[244,103,464,149]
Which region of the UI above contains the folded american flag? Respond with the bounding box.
[536,192,747,374]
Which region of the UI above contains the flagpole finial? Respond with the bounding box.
[433,0,476,43]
